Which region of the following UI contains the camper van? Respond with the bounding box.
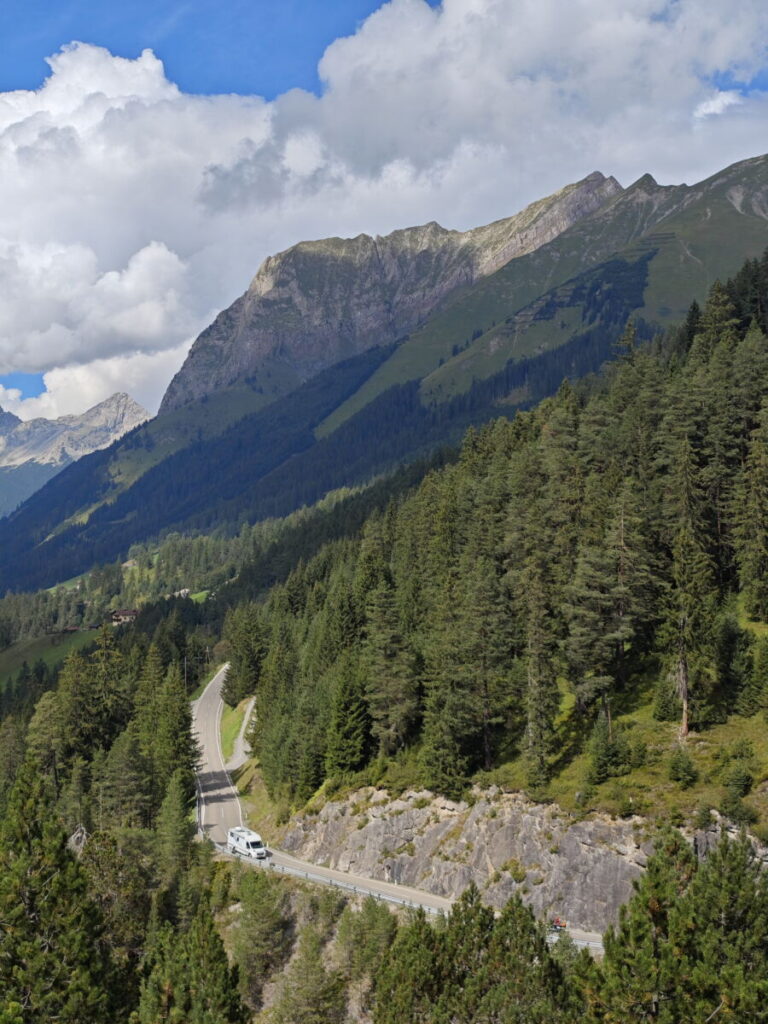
[227,826,268,859]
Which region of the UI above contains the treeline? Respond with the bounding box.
[223,260,768,807]
[0,273,652,595]
[0,460,442,652]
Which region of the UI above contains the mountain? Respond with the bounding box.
[0,393,148,516]
[1,154,768,593]
[160,171,621,412]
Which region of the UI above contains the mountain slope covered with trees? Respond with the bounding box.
[219,259,768,829]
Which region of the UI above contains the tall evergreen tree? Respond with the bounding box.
[324,651,372,776]
[587,828,698,1023]
[0,764,119,1024]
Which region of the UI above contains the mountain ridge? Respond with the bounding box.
[160,170,622,412]
[0,392,148,515]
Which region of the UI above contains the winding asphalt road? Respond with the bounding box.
[192,665,603,947]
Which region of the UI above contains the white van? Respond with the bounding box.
[227,826,267,859]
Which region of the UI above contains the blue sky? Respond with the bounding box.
[0,0,436,97]
[0,0,442,405]
[0,0,767,418]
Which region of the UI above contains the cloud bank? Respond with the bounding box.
[1,0,768,417]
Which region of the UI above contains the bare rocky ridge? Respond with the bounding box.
[160,171,622,412]
[0,392,148,469]
[0,392,148,515]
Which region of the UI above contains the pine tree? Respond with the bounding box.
[136,904,246,1024]
[372,909,440,1024]
[184,901,247,1024]
[462,895,575,1023]
[231,869,292,1010]
[671,834,768,1022]
[0,764,119,1023]
[269,927,346,1024]
[588,828,698,1023]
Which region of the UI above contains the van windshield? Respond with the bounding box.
[248,841,263,849]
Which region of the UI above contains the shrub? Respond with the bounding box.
[723,764,753,798]
[669,746,698,789]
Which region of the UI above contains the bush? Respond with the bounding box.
[723,764,753,798]
[669,746,698,789]
[693,805,713,830]
[719,792,758,825]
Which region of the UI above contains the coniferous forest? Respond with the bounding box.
[3,255,768,1019]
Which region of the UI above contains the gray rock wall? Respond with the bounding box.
[281,786,651,933]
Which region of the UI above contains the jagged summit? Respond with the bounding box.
[0,392,148,515]
[160,170,622,413]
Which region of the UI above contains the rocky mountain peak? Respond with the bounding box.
[159,170,623,414]
[0,392,148,472]
[0,406,22,437]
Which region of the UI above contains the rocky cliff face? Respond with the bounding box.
[0,392,148,515]
[281,786,650,933]
[281,787,768,933]
[160,171,622,412]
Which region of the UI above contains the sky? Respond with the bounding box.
[0,0,767,420]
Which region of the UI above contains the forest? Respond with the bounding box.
[2,252,768,1019]
[220,264,768,826]
[0,259,653,595]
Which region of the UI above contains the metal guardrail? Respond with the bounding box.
[213,842,445,915]
[213,842,604,949]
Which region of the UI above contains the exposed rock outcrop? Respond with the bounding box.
[281,787,650,933]
[0,392,148,514]
[280,787,768,934]
[160,172,622,412]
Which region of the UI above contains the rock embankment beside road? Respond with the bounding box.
[281,786,651,933]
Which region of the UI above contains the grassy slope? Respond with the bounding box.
[48,384,274,537]
[220,699,249,763]
[319,164,768,434]
[0,630,95,686]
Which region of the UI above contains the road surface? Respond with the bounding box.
[192,666,603,945]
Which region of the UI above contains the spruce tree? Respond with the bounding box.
[733,403,768,619]
[589,828,697,1023]
[364,580,419,755]
[155,767,194,895]
[324,651,372,776]
[0,764,119,1023]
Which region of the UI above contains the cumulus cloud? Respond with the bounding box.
[2,1,768,418]
[694,90,743,119]
[0,342,192,419]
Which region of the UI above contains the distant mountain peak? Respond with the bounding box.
[0,392,148,515]
[0,406,22,436]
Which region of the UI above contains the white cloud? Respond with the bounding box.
[0,342,192,419]
[1,2,768,418]
[694,90,743,119]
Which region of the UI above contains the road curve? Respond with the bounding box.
[192,663,243,844]
[192,667,603,945]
